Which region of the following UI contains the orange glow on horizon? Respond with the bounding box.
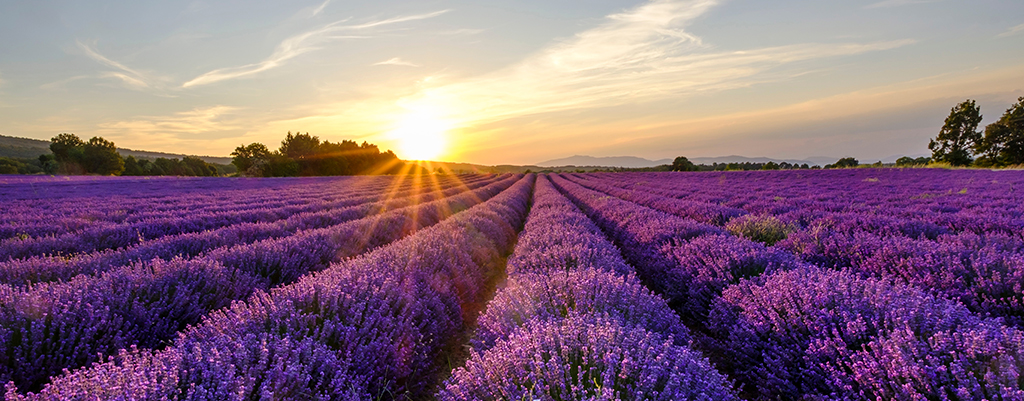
[387,110,451,161]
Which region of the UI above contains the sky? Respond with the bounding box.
[1,0,1022,165]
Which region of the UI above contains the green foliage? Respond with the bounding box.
[279,132,321,160]
[0,157,43,174]
[233,133,408,177]
[671,156,698,172]
[975,96,1024,167]
[726,214,795,245]
[231,142,272,175]
[896,156,930,167]
[929,99,982,167]
[38,154,58,174]
[50,133,86,174]
[82,137,125,175]
[48,133,124,175]
[122,155,223,177]
[825,157,859,169]
[761,161,780,170]
[49,133,84,163]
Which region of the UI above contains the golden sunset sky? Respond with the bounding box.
[1,0,1023,164]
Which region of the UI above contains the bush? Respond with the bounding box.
[726,214,795,245]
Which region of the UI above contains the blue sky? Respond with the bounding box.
[1,0,1022,164]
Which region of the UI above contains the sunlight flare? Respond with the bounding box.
[387,110,450,161]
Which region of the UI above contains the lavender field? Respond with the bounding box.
[2,170,1024,400]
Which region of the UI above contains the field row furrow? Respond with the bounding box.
[0,174,494,259]
[555,172,1024,400]
[0,175,521,394]
[6,174,534,401]
[572,172,1024,328]
[0,174,501,285]
[439,175,736,400]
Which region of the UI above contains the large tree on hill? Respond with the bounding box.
[50,133,85,174]
[231,143,272,175]
[82,136,125,175]
[929,100,982,166]
[976,96,1024,167]
[279,132,321,160]
[671,156,697,171]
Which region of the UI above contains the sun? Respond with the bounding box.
[387,111,449,161]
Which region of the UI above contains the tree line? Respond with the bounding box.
[25,133,231,176]
[231,132,426,177]
[928,97,1024,167]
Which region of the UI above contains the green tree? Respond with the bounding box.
[929,100,982,166]
[182,156,217,176]
[82,137,124,175]
[49,133,84,163]
[50,133,86,174]
[671,156,697,172]
[834,157,859,168]
[122,155,144,176]
[976,96,1024,167]
[38,154,58,174]
[231,143,272,175]
[761,161,780,170]
[279,132,321,160]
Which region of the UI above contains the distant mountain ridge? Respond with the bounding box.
[537,155,827,168]
[0,134,233,165]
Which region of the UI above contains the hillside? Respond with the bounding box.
[0,134,233,165]
[536,154,830,168]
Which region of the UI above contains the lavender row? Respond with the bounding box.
[562,171,1024,399]
[550,174,800,322]
[0,176,372,238]
[0,174,503,285]
[575,171,1024,327]
[706,266,1024,400]
[562,173,747,226]
[7,174,534,400]
[0,174,490,243]
[583,170,1024,238]
[0,174,493,259]
[0,175,521,393]
[440,176,735,400]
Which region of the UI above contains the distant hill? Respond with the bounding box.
[0,134,233,165]
[537,155,672,168]
[537,154,826,168]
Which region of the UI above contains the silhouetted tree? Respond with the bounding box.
[182,156,217,176]
[38,154,58,174]
[976,96,1024,167]
[49,133,84,164]
[50,133,86,174]
[671,156,697,171]
[929,99,982,166]
[279,132,321,160]
[81,137,124,175]
[231,143,272,176]
[825,157,859,169]
[122,155,144,175]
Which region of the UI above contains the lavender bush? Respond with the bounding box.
[440,316,737,401]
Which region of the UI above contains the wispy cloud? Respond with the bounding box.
[311,0,330,16]
[865,0,940,9]
[40,75,92,91]
[77,41,162,90]
[97,106,246,150]
[183,10,449,88]
[996,23,1024,38]
[392,0,914,130]
[75,41,176,92]
[374,57,420,67]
